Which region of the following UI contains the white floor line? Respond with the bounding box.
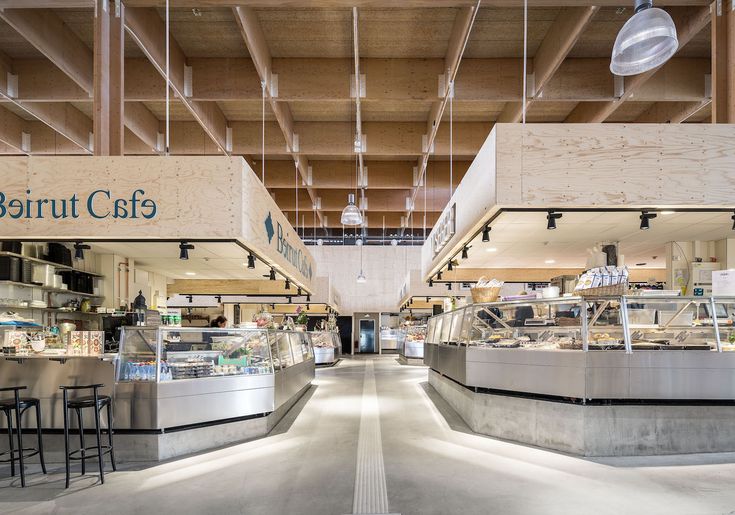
[351,359,398,515]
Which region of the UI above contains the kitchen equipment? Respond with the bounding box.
[59,322,76,335]
[32,263,53,286]
[550,275,579,295]
[46,243,72,266]
[0,256,21,282]
[20,259,33,284]
[541,286,561,299]
[80,299,92,313]
[1,241,22,254]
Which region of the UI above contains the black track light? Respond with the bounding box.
[426,296,430,303]
[482,224,491,242]
[271,303,276,310]
[639,210,657,230]
[297,287,302,296]
[285,278,291,290]
[447,282,452,291]
[461,246,470,259]
[73,242,90,260]
[447,260,454,271]
[429,278,434,287]
[269,268,276,281]
[730,212,735,230]
[288,296,292,304]
[179,241,195,260]
[306,304,309,311]
[436,270,443,280]
[547,211,562,230]
[247,253,256,269]
[307,294,311,302]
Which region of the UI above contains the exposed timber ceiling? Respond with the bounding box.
[0,0,714,241]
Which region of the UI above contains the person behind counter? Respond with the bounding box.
[203,316,228,344]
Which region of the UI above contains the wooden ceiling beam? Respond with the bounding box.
[4,57,711,104]
[711,0,734,122]
[634,100,711,123]
[497,6,599,123]
[565,6,711,123]
[113,0,713,7]
[124,100,160,151]
[124,7,229,154]
[0,103,27,153]
[232,5,323,225]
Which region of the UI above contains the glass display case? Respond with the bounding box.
[309,331,341,365]
[426,295,732,352]
[399,324,427,359]
[117,326,277,382]
[379,327,403,352]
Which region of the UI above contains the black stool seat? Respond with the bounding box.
[0,397,39,410]
[66,395,111,409]
[60,384,116,489]
[0,386,46,487]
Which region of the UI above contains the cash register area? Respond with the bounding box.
[0,355,734,515]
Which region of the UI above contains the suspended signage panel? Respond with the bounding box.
[0,156,315,290]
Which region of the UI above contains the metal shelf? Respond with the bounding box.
[0,305,102,316]
[0,280,103,298]
[0,250,104,277]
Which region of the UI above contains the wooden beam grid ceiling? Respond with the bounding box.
[0,2,720,231]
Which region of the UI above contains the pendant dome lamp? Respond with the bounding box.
[341,193,363,226]
[610,0,678,76]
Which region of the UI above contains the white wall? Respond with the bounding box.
[311,245,421,315]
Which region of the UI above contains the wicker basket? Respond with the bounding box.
[577,282,629,298]
[471,285,501,304]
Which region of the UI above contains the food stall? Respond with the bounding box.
[421,124,735,456]
[0,156,318,460]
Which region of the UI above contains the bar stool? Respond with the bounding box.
[60,384,116,489]
[0,386,47,487]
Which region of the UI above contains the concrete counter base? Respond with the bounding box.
[36,383,313,463]
[429,370,735,456]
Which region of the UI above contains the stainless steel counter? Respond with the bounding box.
[425,343,735,400]
[1,354,315,431]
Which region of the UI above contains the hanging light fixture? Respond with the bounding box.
[179,242,195,260]
[269,268,276,281]
[482,224,491,242]
[341,193,363,226]
[356,236,367,283]
[73,242,90,260]
[640,210,657,230]
[247,253,256,269]
[610,0,678,76]
[547,211,562,230]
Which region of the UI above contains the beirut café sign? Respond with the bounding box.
[0,189,158,220]
[264,211,314,281]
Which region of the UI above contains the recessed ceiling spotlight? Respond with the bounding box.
[486,247,497,253]
[661,210,675,215]
[545,259,556,264]
[185,272,196,276]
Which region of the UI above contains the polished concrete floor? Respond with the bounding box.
[3,356,735,514]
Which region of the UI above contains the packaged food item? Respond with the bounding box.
[68,331,84,356]
[88,331,103,355]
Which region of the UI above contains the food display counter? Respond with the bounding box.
[309,331,341,365]
[116,327,314,430]
[398,324,427,363]
[425,295,735,455]
[379,327,402,352]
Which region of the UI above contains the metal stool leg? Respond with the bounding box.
[34,401,46,474]
[75,408,85,476]
[93,395,104,485]
[105,401,116,471]
[5,409,14,478]
[14,396,25,487]
[63,390,70,489]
